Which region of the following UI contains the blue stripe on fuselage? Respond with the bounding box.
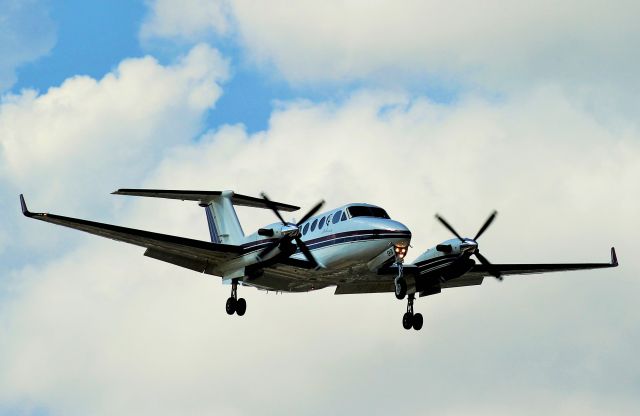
[240,229,411,255]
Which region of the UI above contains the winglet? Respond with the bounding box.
[611,247,618,266]
[19,194,33,217]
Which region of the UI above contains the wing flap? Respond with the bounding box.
[334,281,394,295]
[144,248,209,273]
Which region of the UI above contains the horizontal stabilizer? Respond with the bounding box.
[112,189,300,212]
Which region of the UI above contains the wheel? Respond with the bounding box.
[225,297,236,315]
[412,313,423,330]
[235,298,247,316]
[402,312,413,330]
[395,278,407,300]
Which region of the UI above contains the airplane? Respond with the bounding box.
[19,189,618,331]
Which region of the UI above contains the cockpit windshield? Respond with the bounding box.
[347,205,390,219]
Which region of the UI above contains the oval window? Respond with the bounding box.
[319,216,326,229]
[303,223,309,235]
[333,211,341,224]
[311,219,318,231]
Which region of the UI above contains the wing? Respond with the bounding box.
[336,248,618,294]
[20,195,241,273]
[465,247,618,278]
[427,248,619,289]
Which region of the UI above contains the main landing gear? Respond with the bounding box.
[226,279,246,316]
[402,294,423,330]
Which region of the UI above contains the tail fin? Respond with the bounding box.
[112,189,299,245]
[201,193,245,244]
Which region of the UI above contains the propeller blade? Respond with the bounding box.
[295,237,319,269]
[257,240,280,260]
[261,192,287,225]
[474,251,502,281]
[435,214,464,242]
[297,200,325,226]
[474,210,498,240]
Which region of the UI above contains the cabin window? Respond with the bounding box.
[311,219,318,231]
[341,212,347,221]
[332,211,341,224]
[319,216,326,229]
[303,223,310,235]
[347,205,390,219]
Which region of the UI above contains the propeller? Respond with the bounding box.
[258,193,325,268]
[435,211,502,281]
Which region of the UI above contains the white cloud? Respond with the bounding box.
[140,0,230,43]
[0,43,228,263]
[0,43,228,212]
[139,0,640,103]
[0,0,56,91]
[1,87,638,414]
[3,2,637,413]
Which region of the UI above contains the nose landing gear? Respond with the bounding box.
[226,279,247,316]
[394,261,407,300]
[393,256,421,330]
[401,294,423,331]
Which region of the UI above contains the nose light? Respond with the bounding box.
[394,245,408,260]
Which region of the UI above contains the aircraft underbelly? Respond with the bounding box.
[246,238,401,292]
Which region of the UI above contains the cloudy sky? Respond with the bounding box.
[1,0,639,414]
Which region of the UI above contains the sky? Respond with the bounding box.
[0,0,639,415]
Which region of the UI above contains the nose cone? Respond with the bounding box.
[459,239,478,253]
[384,219,410,234]
[357,217,410,233]
[354,217,412,245]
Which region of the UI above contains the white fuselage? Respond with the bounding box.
[215,203,412,279]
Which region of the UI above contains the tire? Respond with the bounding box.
[395,278,407,300]
[236,298,247,316]
[226,297,236,315]
[402,312,413,330]
[412,313,423,331]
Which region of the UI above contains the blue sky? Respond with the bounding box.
[1,1,638,415]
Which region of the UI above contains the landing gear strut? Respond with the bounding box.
[402,294,423,331]
[226,279,246,316]
[394,261,407,300]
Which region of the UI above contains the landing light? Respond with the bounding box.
[394,245,407,259]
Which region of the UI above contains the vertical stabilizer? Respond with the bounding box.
[112,188,299,246]
[201,190,245,244]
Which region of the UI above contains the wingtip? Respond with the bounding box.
[19,194,32,217]
[611,247,618,266]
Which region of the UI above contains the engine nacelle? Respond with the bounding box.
[414,239,476,282]
[440,257,475,280]
[257,224,299,239]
